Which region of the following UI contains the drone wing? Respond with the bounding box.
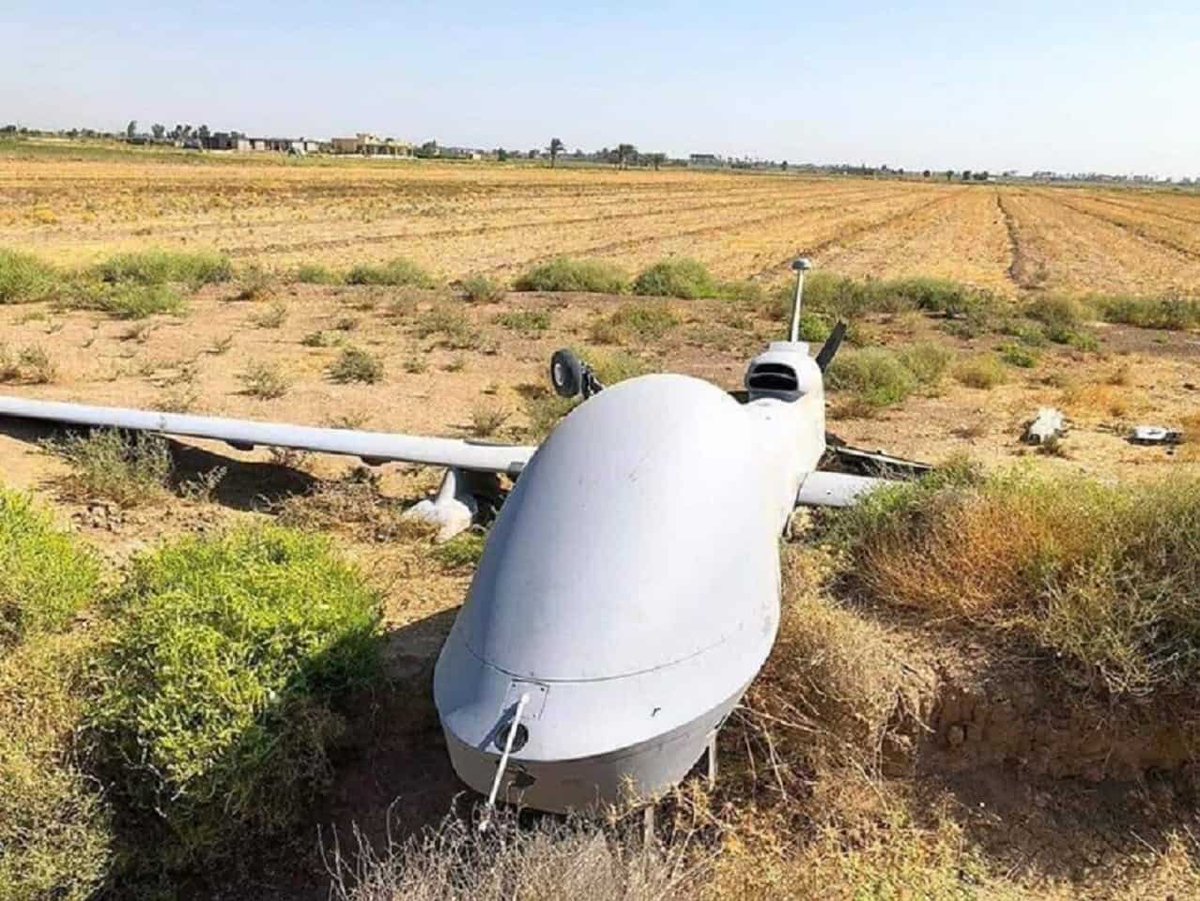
[0,395,536,476]
[795,470,890,508]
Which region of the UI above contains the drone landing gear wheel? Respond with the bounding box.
[550,349,584,398]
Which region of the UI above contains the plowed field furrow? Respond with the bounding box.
[1080,191,1200,227]
[219,185,902,262]
[815,189,1013,292]
[1001,191,1200,295]
[1035,191,1200,260]
[465,189,938,281]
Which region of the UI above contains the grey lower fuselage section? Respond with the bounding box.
[435,352,827,812]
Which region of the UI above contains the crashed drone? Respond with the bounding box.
[0,259,926,816]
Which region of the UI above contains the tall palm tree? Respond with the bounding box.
[548,137,564,168]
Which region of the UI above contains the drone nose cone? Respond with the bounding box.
[434,373,785,812]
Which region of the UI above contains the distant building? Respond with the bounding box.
[330,134,413,157]
[440,146,484,160]
[688,153,725,169]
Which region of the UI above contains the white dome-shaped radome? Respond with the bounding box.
[458,374,782,681]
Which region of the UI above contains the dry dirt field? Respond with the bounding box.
[3,152,1200,297]
[4,149,1200,900]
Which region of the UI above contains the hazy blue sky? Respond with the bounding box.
[3,1,1197,176]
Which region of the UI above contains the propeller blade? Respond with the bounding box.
[815,321,847,372]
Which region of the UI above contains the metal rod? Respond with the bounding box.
[479,692,531,832]
[787,258,811,343]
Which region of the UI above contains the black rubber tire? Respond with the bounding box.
[550,349,584,398]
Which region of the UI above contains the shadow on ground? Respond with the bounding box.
[0,418,319,510]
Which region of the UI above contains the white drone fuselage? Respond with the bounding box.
[433,340,828,812]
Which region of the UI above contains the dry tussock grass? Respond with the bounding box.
[834,468,1200,695]
[330,809,707,901]
[1058,380,1144,420]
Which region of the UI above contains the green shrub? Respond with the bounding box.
[329,346,385,384]
[48,430,172,507]
[1023,294,1094,345]
[461,274,505,302]
[632,258,718,299]
[433,532,487,571]
[0,490,100,647]
[345,257,435,287]
[715,279,764,304]
[0,248,62,303]
[295,263,341,285]
[883,277,994,318]
[589,303,679,344]
[999,318,1048,347]
[798,310,833,342]
[1090,295,1200,331]
[0,632,113,899]
[827,348,918,408]
[494,309,551,334]
[62,282,186,319]
[588,349,651,385]
[94,249,232,287]
[238,360,291,399]
[952,354,1007,389]
[998,342,1039,368]
[831,471,1200,695]
[514,258,629,294]
[413,305,477,348]
[233,264,274,301]
[897,342,953,386]
[91,526,382,867]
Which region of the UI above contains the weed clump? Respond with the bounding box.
[514,258,629,294]
[329,346,385,384]
[64,282,187,319]
[238,360,291,399]
[470,401,509,437]
[0,248,62,303]
[0,490,100,646]
[0,343,57,383]
[827,348,918,408]
[999,342,1039,368]
[896,342,953,387]
[461,274,505,303]
[494,309,551,334]
[49,429,172,507]
[413,305,477,348]
[94,248,231,287]
[590,303,679,344]
[91,526,382,868]
[346,257,435,288]
[632,258,718,299]
[830,470,1200,695]
[1091,294,1200,331]
[952,354,1007,389]
[0,632,113,899]
[295,263,341,285]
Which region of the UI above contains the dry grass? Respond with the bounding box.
[832,468,1200,695]
[1059,380,1143,420]
[331,810,705,901]
[0,342,57,384]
